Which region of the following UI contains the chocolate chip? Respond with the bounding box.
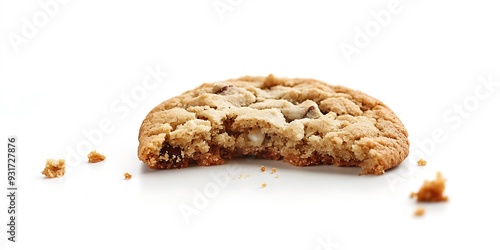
[159,142,184,166]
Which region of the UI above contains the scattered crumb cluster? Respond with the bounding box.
[43,150,132,180]
[271,168,280,179]
[88,150,106,163]
[409,157,449,217]
[41,159,66,178]
[257,166,280,187]
[410,171,448,217]
[42,152,449,217]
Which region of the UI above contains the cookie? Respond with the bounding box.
[138,75,409,175]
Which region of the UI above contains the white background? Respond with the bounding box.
[1,0,500,249]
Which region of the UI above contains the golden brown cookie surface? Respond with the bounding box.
[138,75,409,175]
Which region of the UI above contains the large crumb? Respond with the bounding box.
[88,150,106,163]
[410,171,448,202]
[124,172,132,180]
[414,207,426,217]
[260,166,266,172]
[271,168,277,174]
[417,159,427,166]
[41,159,66,178]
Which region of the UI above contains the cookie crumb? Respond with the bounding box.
[260,166,266,172]
[261,183,267,188]
[124,172,132,180]
[410,171,448,202]
[271,168,277,174]
[275,174,280,179]
[41,159,66,178]
[414,207,425,217]
[88,150,106,163]
[417,159,427,166]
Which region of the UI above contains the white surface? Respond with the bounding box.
[1,1,500,249]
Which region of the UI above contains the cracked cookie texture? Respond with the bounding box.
[138,75,409,175]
